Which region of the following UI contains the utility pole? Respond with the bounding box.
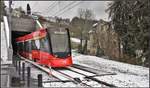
[9,0,12,42]
[57,1,60,17]
[8,0,13,61]
[27,3,31,15]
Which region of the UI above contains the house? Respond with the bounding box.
[88,19,123,60]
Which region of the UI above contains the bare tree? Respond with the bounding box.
[77,8,95,54]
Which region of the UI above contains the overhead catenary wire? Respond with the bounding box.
[51,1,77,17]
[55,1,82,17]
[31,2,44,15]
[31,2,39,11]
[43,1,57,13]
[32,1,82,18]
[31,1,57,16]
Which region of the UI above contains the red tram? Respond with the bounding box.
[16,28,72,67]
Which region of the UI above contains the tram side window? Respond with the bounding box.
[31,40,38,50]
[24,42,28,52]
[22,42,25,52]
[35,39,40,50]
[28,40,32,52]
[20,43,23,51]
[18,43,21,52]
[27,41,30,52]
[39,37,50,53]
[25,41,31,52]
[19,43,21,52]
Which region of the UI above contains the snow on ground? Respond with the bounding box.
[71,38,80,44]
[72,51,149,87]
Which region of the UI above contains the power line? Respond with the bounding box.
[43,1,57,13]
[51,1,77,17]
[56,1,82,17]
[32,2,38,11]
[44,1,56,12]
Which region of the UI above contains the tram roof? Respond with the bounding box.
[16,28,46,42]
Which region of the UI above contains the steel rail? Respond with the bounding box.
[65,65,117,87]
[17,55,117,87]
[18,55,92,87]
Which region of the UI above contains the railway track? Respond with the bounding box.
[17,55,117,87]
[55,65,117,87]
[18,55,91,87]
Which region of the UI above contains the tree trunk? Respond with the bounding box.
[83,39,88,54]
[144,37,149,67]
[78,30,83,53]
[118,35,121,59]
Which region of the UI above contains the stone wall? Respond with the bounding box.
[11,17,36,32]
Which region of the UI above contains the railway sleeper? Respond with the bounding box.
[43,80,74,83]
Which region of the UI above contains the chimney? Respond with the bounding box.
[27,4,31,15]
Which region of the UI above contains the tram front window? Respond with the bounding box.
[48,28,70,58]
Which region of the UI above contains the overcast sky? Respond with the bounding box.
[5,1,111,21]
